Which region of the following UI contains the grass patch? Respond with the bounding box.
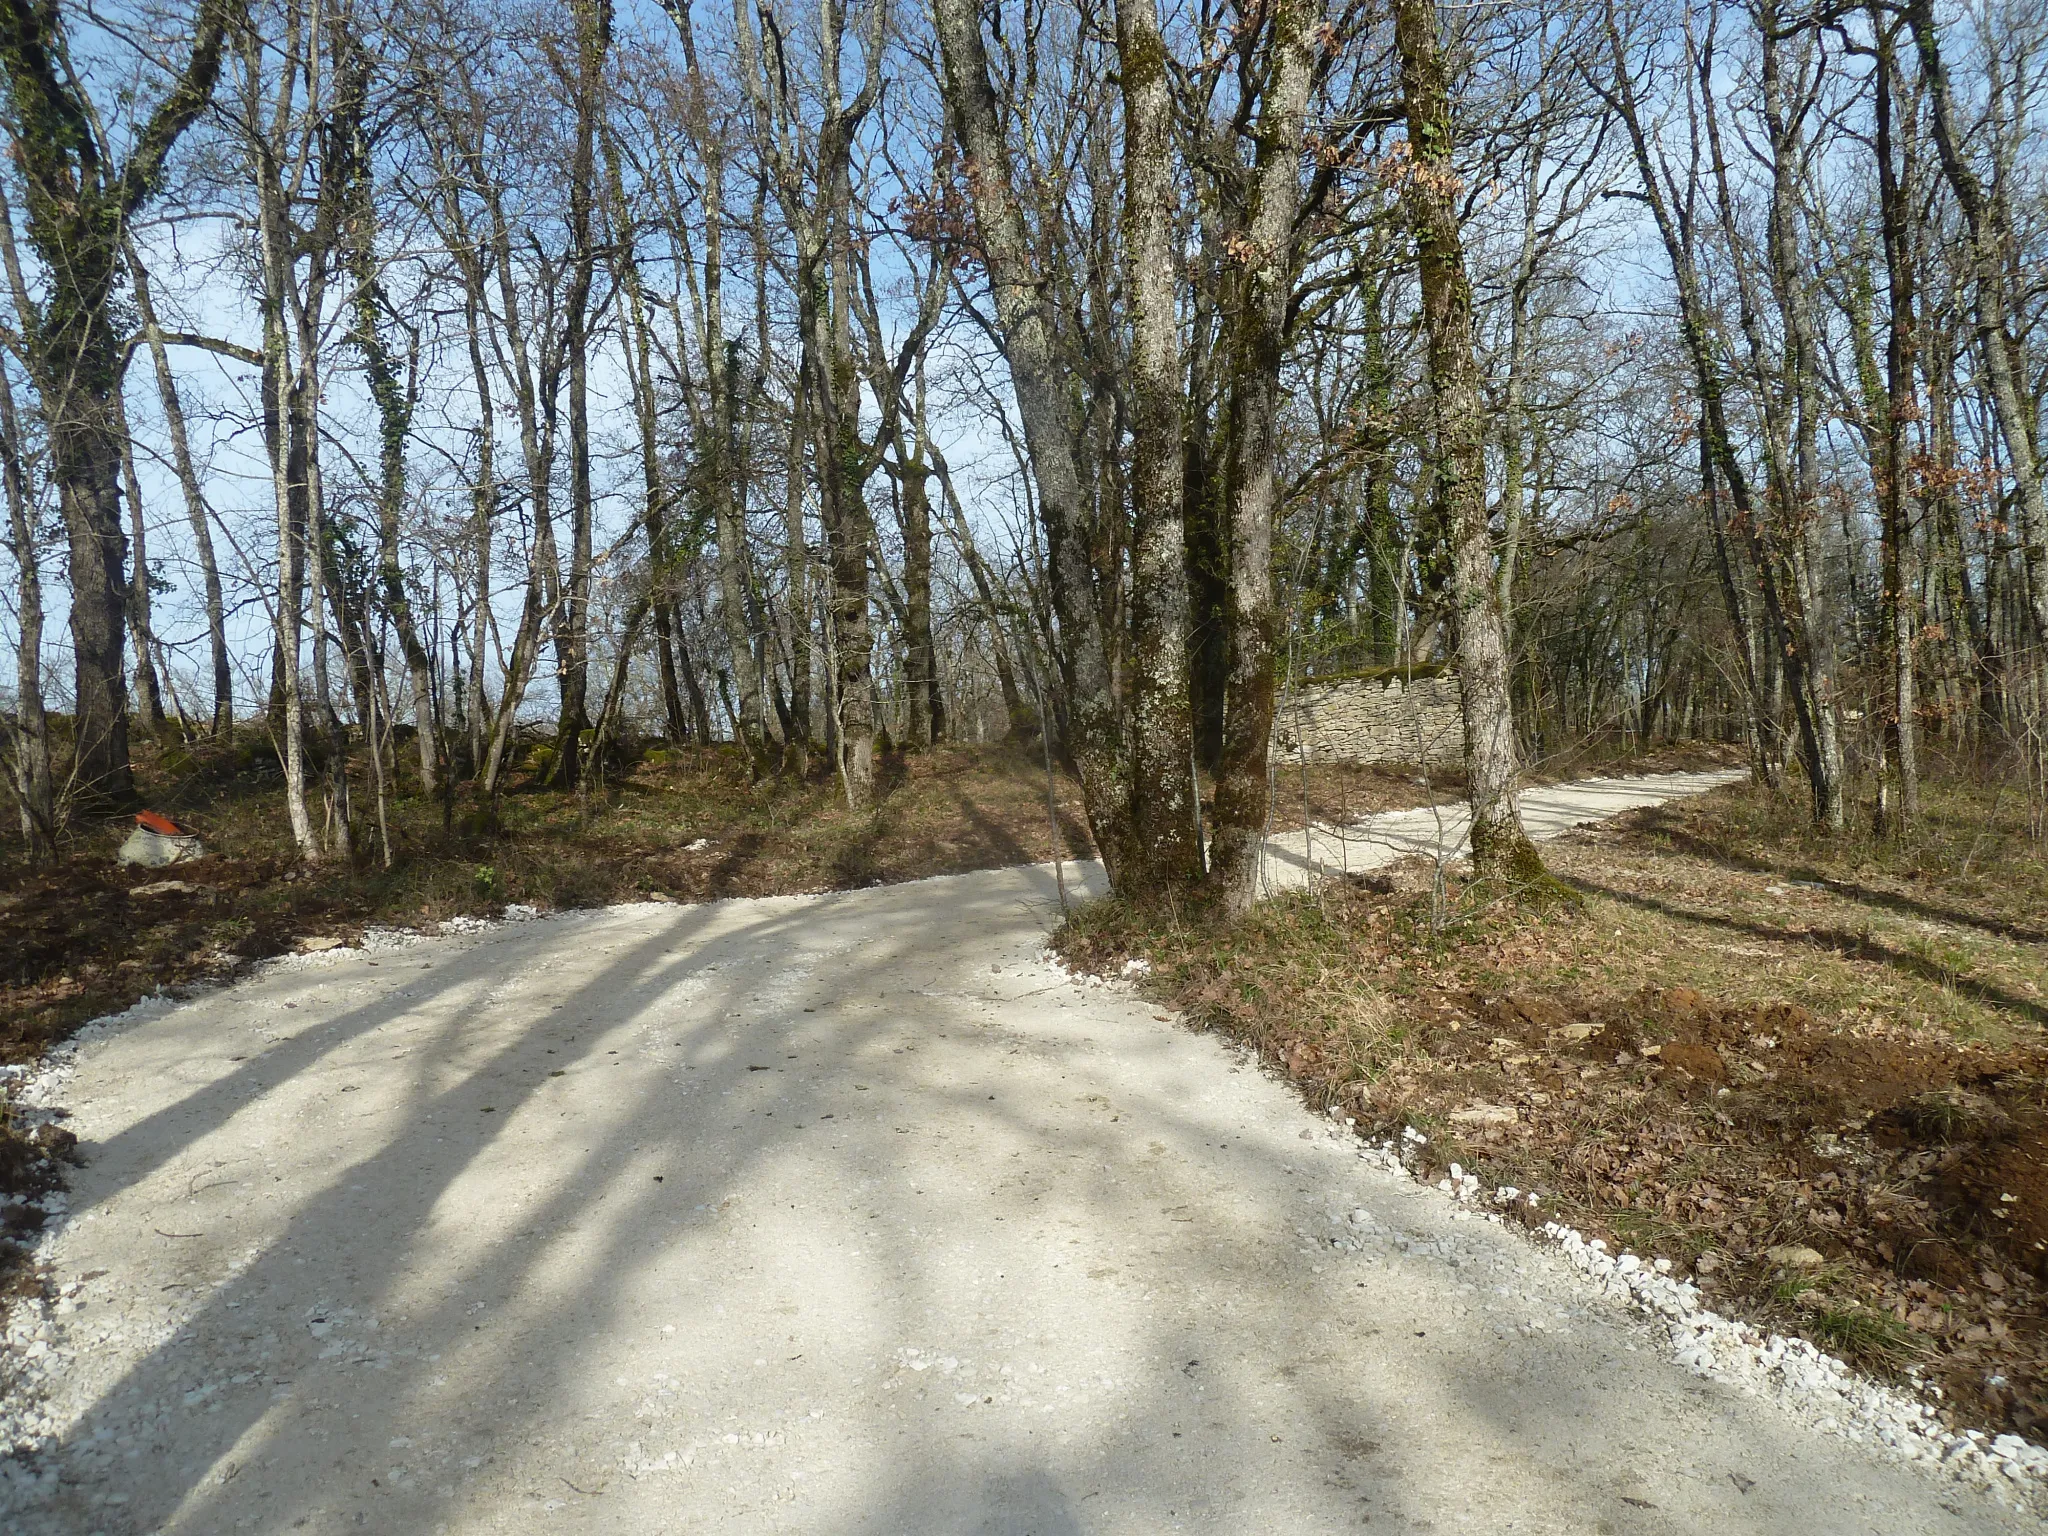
[1809,1306,1930,1369]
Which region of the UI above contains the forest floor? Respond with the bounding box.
[1057,763,2048,1447]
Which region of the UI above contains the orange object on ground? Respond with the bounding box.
[135,810,186,836]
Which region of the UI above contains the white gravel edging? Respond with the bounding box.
[0,902,553,1476]
[1049,943,2048,1506]
[1344,1118,2048,1508]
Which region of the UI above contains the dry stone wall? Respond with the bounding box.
[1273,670,1463,768]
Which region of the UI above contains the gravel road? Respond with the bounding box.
[1258,768,1749,892]
[3,770,2035,1534]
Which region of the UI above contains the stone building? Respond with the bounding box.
[1272,667,1463,768]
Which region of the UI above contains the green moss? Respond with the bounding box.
[1468,828,1584,913]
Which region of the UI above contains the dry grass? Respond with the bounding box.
[1056,760,2048,1444]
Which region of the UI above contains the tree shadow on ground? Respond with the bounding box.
[24,871,1418,1534]
[12,863,2009,1535]
[1636,810,2048,948]
[1568,876,2048,1030]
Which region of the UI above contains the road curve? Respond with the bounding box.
[2,770,2029,1534]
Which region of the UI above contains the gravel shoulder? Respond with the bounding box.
[1,772,2036,1533]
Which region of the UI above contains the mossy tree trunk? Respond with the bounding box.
[1394,0,1543,883]
[1112,0,1203,897]
[1201,0,1319,916]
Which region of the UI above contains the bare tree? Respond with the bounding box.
[1395,0,1545,883]
[0,0,233,806]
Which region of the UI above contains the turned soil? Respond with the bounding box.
[1057,765,2048,1444]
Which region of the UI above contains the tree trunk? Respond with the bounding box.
[1114,0,1203,894]
[464,281,497,778]
[339,24,437,795]
[1871,12,1921,829]
[589,597,651,781]
[0,0,230,808]
[933,0,1133,879]
[113,388,168,737]
[784,392,813,769]
[1755,12,1846,830]
[246,19,317,858]
[931,440,1030,736]
[301,399,352,863]
[0,354,54,859]
[1205,3,1318,909]
[548,0,607,790]
[126,246,232,735]
[890,435,945,747]
[602,125,691,750]
[1702,429,1779,786]
[673,3,768,772]
[1396,0,1544,883]
[260,253,316,858]
[482,573,546,803]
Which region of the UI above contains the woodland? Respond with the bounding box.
[0,0,2043,912]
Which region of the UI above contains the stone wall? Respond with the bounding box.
[1272,669,1463,767]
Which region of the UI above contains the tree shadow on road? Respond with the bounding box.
[10,862,2014,1535]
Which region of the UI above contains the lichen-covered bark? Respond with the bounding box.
[1113,0,1201,895]
[1394,0,1541,883]
[1203,0,1319,914]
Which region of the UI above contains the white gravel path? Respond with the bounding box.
[2,770,2040,1534]
[1256,767,1749,893]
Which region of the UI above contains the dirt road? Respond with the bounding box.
[3,771,2031,1533]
